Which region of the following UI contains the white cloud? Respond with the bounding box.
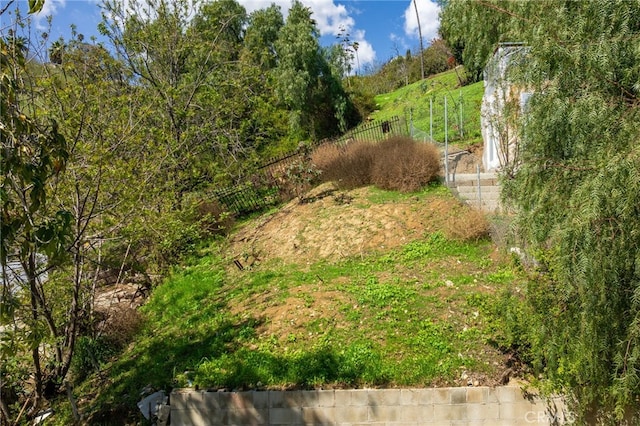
[403,0,440,44]
[351,29,374,72]
[33,0,66,30]
[302,0,353,36]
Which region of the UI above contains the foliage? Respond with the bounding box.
[273,1,357,140]
[372,69,484,147]
[439,0,531,82]
[311,137,440,192]
[1,17,74,421]
[442,0,640,419]
[77,190,522,421]
[358,39,452,94]
[508,1,640,419]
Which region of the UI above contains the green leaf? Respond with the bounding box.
[28,0,45,14]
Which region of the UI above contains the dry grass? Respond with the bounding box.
[311,141,376,189]
[101,307,143,349]
[444,205,491,241]
[311,136,441,192]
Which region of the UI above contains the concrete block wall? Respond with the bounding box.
[170,386,569,426]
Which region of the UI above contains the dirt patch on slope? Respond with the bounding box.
[231,285,351,343]
[228,182,486,268]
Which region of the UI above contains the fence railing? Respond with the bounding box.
[212,116,408,215]
[332,116,406,145]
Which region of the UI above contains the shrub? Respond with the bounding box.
[371,137,441,192]
[309,143,342,175]
[312,141,377,189]
[71,307,142,382]
[311,137,441,192]
[444,205,490,241]
[101,306,143,349]
[196,200,235,236]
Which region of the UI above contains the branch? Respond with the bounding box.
[0,0,15,16]
[543,160,597,172]
[476,0,533,24]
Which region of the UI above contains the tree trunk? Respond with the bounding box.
[27,254,44,410]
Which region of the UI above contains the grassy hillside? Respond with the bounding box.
[371,68,484,148]
[73,184,524,423]
[60,74,516,425]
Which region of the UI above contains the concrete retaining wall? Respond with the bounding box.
[170,386,569,426]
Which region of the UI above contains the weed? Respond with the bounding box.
[486,268,515,284]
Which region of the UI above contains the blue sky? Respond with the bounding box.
[1,0,441,72]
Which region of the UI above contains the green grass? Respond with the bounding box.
[371,69,484,148]
[363,180,450,205]
[67,78,506,421]
[78,213,524,421]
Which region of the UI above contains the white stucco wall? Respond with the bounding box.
[481,43,530,172]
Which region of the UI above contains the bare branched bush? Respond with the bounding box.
[312,141,376,189]
[311,137,441,192]
[310,143,342,173]
[102,307,143,349]
[371,137,441,192]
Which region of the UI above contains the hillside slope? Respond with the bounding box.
[371,68,484,149]
[79,183,524,423]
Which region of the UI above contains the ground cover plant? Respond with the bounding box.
[71,183,527,423]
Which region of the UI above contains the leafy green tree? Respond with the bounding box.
[100,0,212,200]
[273,0,323,139]
[273,1,355,140]
[441,0,640,419]
[48,39,65,64]
[189,0,275,174]
[192,0,246,62]
[241,4,283,71]
[439,0,530,82]
[1,3,75,420]
[502,1,640,419]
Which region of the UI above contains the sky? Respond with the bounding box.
[1,0,442,72]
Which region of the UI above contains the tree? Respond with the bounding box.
[1,3,75,420]
[442,0,640,419]
[48,39,65,64]
[242,4,283,71]
[273,0,323,139]
[439,0,531,82]
[273,1,354,140]
[503,2,640,419]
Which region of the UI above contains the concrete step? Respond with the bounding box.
[456,186,501,197]
[446,171,503,214]
[455,178,500,187]
[447,178,500,188]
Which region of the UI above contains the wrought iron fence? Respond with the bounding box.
[213,116,408,215]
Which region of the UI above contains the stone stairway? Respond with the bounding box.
[446,172,502,214]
